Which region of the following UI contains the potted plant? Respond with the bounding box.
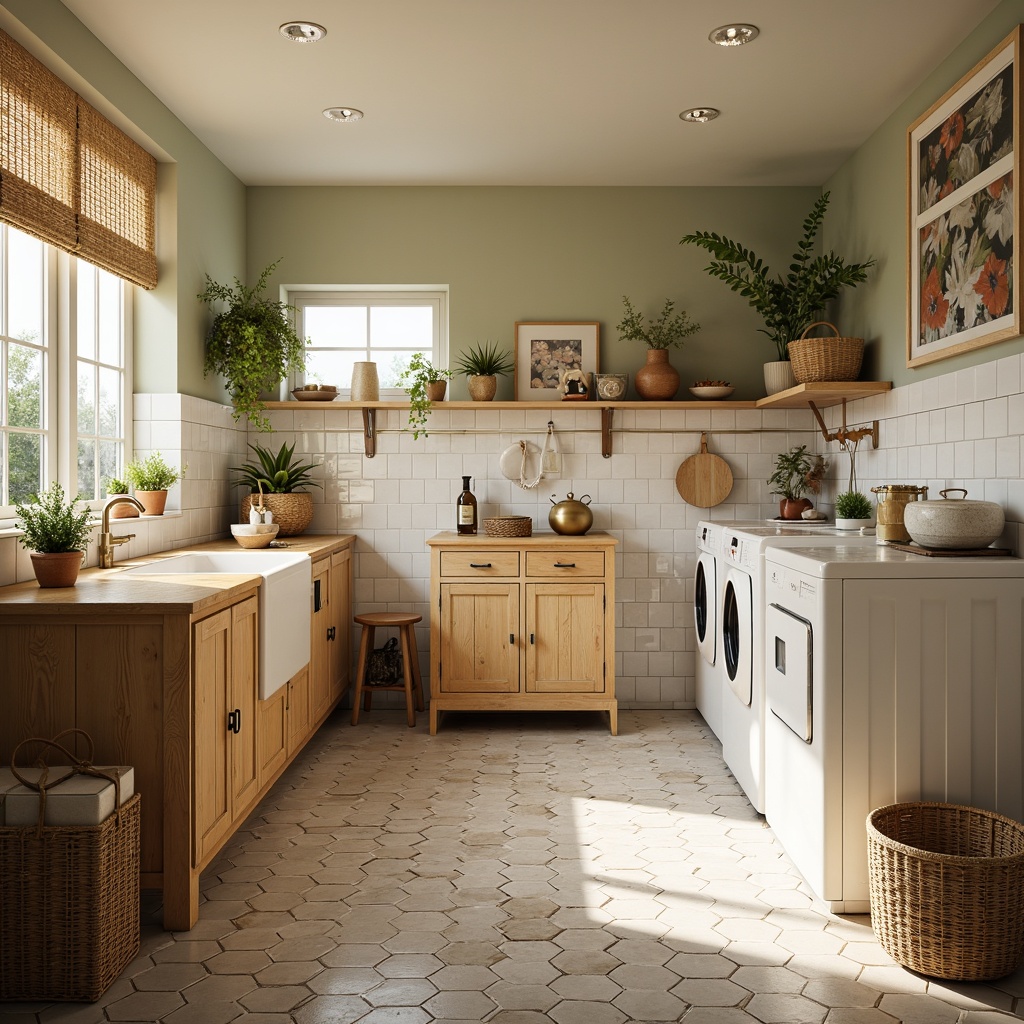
[16,482,93,588]
[616,296,701,400]
[768,444,828,520]
[834,490,875,530]
[124,451,186,516]
[397,353,454,438]
[198,258,307,431]
[233,441,320,536]
[680,191,875,394]
[105,476,139,519]
[453,341,514,401]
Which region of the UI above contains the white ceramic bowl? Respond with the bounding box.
[230,523,280,548]
[689,386,735,400]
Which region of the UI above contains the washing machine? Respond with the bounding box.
[694,521,723,738]
[717,523,877,813]
[763,544,1024,913]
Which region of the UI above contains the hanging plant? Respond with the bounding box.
[198,258,307,431]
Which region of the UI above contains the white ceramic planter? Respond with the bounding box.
[764,360,796,395]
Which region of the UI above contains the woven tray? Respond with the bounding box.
[483,516,532,537]
[788,321,863,382]
[0,793,141,1001]
[867,801,1024,980]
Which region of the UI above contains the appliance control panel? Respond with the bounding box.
[767,566,818,608]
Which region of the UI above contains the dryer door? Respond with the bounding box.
[721,567,752,705]
[695,551,717,665]
[766,601,813,742]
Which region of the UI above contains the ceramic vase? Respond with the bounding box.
[466,375,497,401]
[350,361,380,401]
[634,349,680,400]
[764,360,796,395]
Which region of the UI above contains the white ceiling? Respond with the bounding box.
[58,0,1002,187]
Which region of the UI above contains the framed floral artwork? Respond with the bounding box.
[514,322,599,400]
[908,26,1023,368]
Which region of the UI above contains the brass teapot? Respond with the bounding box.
[549,492,593,535]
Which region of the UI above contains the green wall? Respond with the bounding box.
[247,186,818,401]
[0,0,245,402]
[825,0,1024,386]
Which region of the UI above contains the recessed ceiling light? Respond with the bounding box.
[679,108,720,123]
[709,24,759,47]
[280,21,327,43]
[323,107,364,123]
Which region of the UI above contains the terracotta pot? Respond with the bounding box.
[107,494,140,518]
[30,550,83,588]
[135,489,168,516]
[240,492,314,536]
[764,360,796,395]
[425,380,447,402]
[634,349,680,400]
[466,375,497,401]
[779,498,813,520]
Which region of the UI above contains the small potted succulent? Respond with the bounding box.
[105,476,139,519]
[397,352,454,438]
[616,296,701,400]
[454,341,514,401]
[124,452,187,516]
[768,445,828,520]
[16,482,93,588]
[834,490,875,530]
[233,441,320,536]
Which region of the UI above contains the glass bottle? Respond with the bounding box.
[456,475,477,535]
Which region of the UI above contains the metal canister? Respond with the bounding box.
[870,484,929,544]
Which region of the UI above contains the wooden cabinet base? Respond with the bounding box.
[429,694,618,735]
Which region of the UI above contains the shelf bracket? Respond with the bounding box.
[601,407,614,458]
[362,407,377,458]
[808,398,879,449]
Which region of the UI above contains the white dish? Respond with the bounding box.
[230,523,280,548]
[689,386,735,400]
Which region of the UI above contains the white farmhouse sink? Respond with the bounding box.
[120,551,312,699]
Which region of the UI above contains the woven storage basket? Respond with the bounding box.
[0,793,141,1001]
[240,492,313,536]
[483,515,533,537]
[867,801,1024,981]
[787,321,864,383]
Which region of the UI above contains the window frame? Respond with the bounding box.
[286,285,449,398]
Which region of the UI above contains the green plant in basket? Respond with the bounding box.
[16,482,92,554]
[233,441,321,494]
[834,490,873,520]
[454,340,515,377]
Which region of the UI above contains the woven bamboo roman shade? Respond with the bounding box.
[0,30,157,289]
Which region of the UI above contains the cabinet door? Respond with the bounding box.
[286,664,311,757]
[230,596,259,813]
[439,583,519,693]
[526,583,605,694]
[258,686,287,788]
[193,608,232,862]
[330,547,352,702]
[310,558,332,722]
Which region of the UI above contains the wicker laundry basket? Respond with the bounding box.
[483,516,532,537]
[787,321,864,383]
[867,801,1024,981]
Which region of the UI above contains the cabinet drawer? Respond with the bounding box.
[440,550,520,576]
[526,550,605,577]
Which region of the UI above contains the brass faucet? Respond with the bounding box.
[99,495,146,568]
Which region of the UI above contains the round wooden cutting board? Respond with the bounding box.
[676,433,734,507]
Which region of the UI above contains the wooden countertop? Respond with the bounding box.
[427,531,617,547]
[0,534,355,615]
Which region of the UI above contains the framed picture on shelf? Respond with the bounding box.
[514,322,600,400]
[907,25,1022,368]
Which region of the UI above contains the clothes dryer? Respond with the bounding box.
[694,521,723,738]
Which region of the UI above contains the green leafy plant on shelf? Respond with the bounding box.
[198,258,307,431]
[834,490,873,520]
[124,452,186,492]
[16,482,92,554]
[680,191,875,361]
[233,441,321,494]
[106,477,130,496]
[397,352,454,439]
[453,341,515,377]
[616,296,701,349]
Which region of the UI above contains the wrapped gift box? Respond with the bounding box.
[4,766,135,827]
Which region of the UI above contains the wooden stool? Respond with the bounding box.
[351,612,425,727]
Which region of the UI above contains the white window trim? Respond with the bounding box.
[285,285,449,398]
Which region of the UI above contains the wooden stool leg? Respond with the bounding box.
[351,624,373,725]
[406,624,425,712]
[398,626,416,727]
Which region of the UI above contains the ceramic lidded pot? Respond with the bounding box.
[548,492,593,535]
[903,488,1005,549]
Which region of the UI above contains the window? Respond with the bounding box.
[287,288,448,393]
[0,222,130,516]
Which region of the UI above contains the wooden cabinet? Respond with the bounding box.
[193,597,259,864]
[310,548,352,723]
[428,533,617,734]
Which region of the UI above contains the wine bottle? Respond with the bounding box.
[456,475,477,535]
